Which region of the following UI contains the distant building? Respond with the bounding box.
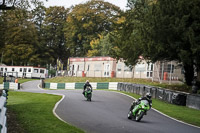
[0,66,47,79]
[68,56,184,81]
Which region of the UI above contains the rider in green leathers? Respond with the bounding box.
[82,80,93,96]
[130,93,152,111]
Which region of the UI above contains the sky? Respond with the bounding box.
[43,0,128,10]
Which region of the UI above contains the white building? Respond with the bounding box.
[0,66,47,79]
[69,56,185,81]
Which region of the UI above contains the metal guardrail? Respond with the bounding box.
[0,89,8,133]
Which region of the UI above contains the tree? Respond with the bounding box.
[87,33,113,57]
[113,0,200,86]
[43,6,69,66]
[64,0,122,57]
[1,6,39,65]
[30,1,55,66]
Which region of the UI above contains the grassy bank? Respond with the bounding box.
[45,77,191,92]
[7,91,84,133]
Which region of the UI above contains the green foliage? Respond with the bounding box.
[3,44,36,65]
[48,69,56,77]
[0,0,69,67]
[43,6,69,65]
[64,0,122,57]
[87,33,113,57]
[112,0,200,85]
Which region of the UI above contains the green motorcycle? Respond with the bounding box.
[127,100,151,122]
[84,86,92,101]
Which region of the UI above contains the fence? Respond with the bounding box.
[0,89,8,133]
[56,69,184,85]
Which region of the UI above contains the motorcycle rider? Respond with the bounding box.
[129,92,152,111]
[82,80,93,96]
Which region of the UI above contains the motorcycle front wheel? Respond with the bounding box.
[135,111,144,122]
[87,94,92,101]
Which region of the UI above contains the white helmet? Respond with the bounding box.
[146,92,152,100]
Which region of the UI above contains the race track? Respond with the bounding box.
[20,80,200,133]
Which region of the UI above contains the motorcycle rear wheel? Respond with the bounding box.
[127,111,132,119]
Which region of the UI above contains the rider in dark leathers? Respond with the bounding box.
[82,80,93,96]
[129,92,152,111]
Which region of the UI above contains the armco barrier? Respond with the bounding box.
[186,94,200,110]
[75,83,85,89]
[0,83,20,90]
[45,83,50,88]
[44,82,116,90]
[3,83,9,90]
[117,82,196,109]
[97,83,109,89]
[65,83,75,89]
[50,83,57,89]
[57,83,65,89]
[171,92,187,106]
[109,82,118,90]
[0,89,8,133]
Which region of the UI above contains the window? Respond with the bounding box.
[28,68,31,72]
[77,65,79,71]
[24,68,27,72]
[20,68,22,72]
[135,64,145,72]
[34,69,38,73]
[12,68,15,71]
[5,68,7,71]
[167,64,174,73]
[116,64,122,71]
[94,64,102,71]
[124,65,132,72]
[147,64,153,71]
[0,68,3,71]
[79,64,84,71]
[87,65,90,71]
[40,69,44,73]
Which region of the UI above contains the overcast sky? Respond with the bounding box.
[43,0,128,10]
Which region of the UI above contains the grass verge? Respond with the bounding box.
[116,90,200,127]
[7,91,84,133]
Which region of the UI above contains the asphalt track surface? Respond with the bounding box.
[20,80,200,133]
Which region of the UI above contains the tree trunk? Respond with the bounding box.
[183,63,194,86]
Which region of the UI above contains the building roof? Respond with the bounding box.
[69,56,116,62]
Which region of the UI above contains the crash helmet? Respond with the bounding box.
[86,80,89,84]
[145,92,152,100]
